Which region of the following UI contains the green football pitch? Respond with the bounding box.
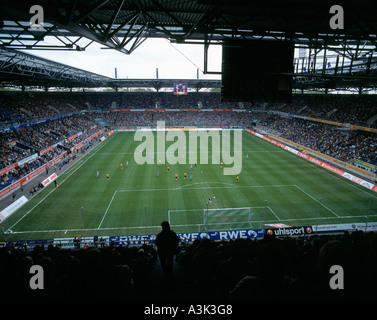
[1,130,377,241]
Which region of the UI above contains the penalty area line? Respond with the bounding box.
[294,185,340,218]
[98,190,117,230]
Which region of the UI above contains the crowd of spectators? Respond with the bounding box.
[1,230,376,300]
[265,94,377,127]
[0,92,84,129]
[97,91,246,110]
[104,110,254,128]
[0,241,157,299]
[176,230,377,300]
[256,114,377,166]
[1,91,377,130]
[1,130,34,168]
[1,114,99,167]
[0,91,245,128]
[1,114,104,191]
[1,91,377,122]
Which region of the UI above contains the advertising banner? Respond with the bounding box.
[0,163,18,176]
[110,228,265,246]
[265,226,314,237]
[354,159,377,172]
[18,153,38,166]
[41,173,58,187]
[0,196,28,222]
[40,146,53,155]
[2,224,375,249]
[315,222,377,233]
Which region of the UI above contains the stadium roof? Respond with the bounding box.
[0,46,221,90]
[2,0,377,52]
[1,0,377,92]
[0,47,112,88]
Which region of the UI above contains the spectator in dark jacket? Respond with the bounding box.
[154,221,180,280]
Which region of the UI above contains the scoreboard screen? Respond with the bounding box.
[174,83,187,95]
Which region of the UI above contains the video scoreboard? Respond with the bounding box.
[174,83,187,95]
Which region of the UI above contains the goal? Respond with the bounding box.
[203,207,253,231]
[168,206,254,232]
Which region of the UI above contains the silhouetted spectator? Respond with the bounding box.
[154,221,180,280]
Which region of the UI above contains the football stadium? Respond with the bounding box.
[1,1,377,302]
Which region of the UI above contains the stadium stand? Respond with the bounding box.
[255,115,377,166]
[1,114,104,191]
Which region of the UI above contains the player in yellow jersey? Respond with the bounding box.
[175,173,178,181]
[106,173,110,181]
[184,172,187,180]
[236,175,239,183]
[167,166,170,172]
[120,163,123,170]
[221,161,223,168]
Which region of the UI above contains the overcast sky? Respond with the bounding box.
[27,37,222,80]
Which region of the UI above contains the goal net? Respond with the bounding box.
[203,207,253,231]
[168,206,254,233]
